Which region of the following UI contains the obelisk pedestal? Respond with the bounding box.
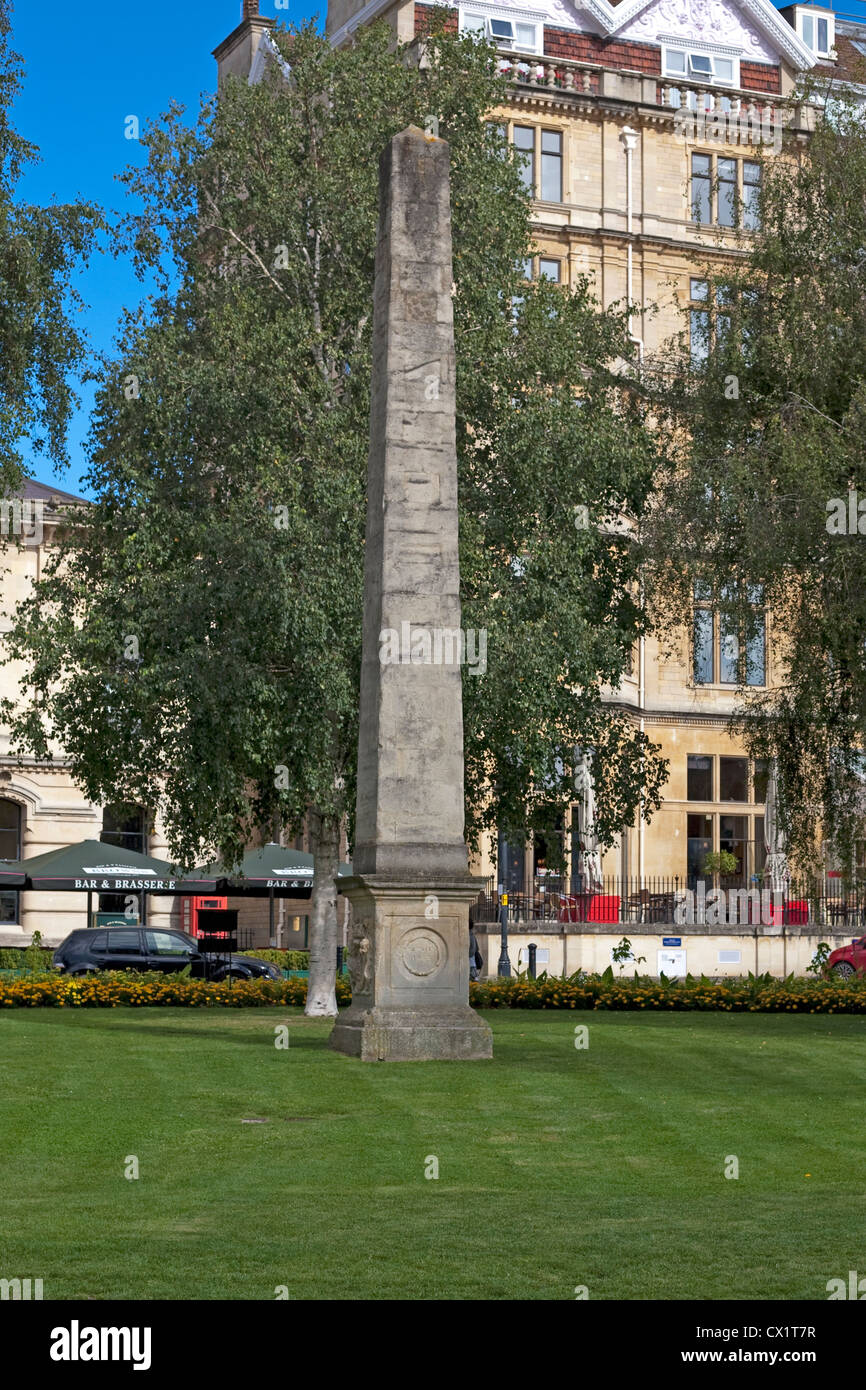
[330,127,492,1061]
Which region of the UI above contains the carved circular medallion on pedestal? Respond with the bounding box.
[398,928,446,978]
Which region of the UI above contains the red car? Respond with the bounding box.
[827,937,866,979]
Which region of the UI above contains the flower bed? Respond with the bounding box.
[3,969,866,1012]
[469,972,866,1013]
[0,970,351,1009]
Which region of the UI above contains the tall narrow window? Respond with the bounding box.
[716,285,732,346]
[0,800,21,860]
[540,130,562,202]
[694,582,714,683]
[690,278,710,364]
[687,755,713,801]
[753,759,770,804]
[687,814,714,887]
[0,799,21,925]
[487,121,508,158]
[745,583,766,685]
[720,757,748,803]
[718,157,736,227]
[718,583,738,684]
[538,257,561,282]
[743,161,761,231]
[720,815,748,882]
[101,805,147,920]
[753,816,766,879]
[512,125,535,194]
[719,618,739,684]
[691,154,711,224]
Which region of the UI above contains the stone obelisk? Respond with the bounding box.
[330,126,493,1062]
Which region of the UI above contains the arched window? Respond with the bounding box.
[0,799,22,924]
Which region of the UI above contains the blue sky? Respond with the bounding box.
[9,0,866,496]
[10,2,322,496]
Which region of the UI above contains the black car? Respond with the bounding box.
[52,926,281,983]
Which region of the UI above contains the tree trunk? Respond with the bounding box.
[305,810,340,1017]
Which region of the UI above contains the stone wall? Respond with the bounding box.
[475,927,853,980]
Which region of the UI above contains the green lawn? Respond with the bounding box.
[0,1007,862,1300]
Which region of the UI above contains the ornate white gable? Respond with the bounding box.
[617,0,776,62]
[331,0,816,69]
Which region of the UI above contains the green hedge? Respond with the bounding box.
[0,945,53,971]
[241,949,310,969]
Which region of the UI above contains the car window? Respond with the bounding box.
[88,932,107,951]
[170,933,198,953]
[106,929,142,955]
[146,930,191,956]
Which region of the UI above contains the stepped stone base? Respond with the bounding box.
[330,1003,493,1061]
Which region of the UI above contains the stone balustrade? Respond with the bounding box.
[497,49,788,128]
[496,52,599,95]
[658,82,778,120]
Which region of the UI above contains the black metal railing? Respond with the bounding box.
[473,875,866,929]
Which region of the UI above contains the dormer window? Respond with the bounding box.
[663,45,738,87]
[796,7,834,58]
[459,8,542,55]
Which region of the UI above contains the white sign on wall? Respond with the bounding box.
[657,947,687,977]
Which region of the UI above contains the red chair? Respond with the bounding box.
[784,900,809,925]
[587,894,620,923]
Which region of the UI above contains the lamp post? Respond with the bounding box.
[497,892,511,977]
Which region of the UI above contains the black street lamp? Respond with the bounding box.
[497,893,511,977]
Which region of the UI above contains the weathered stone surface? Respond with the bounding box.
[330,127,492,1061]
[353,127,467,879]
[331,877,492,1060]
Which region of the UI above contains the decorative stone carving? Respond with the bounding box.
[347,928,372,996]
[620,0,776,62]
[398,928,446,979]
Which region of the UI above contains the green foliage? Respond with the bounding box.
[242,949,310,970]
[807,942,831,976]
[611,935,646,971]
[22,929,44,972]
[701,851,739,877]
[0,940,52,971]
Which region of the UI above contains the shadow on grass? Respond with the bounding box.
[4,1010,335,1049]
